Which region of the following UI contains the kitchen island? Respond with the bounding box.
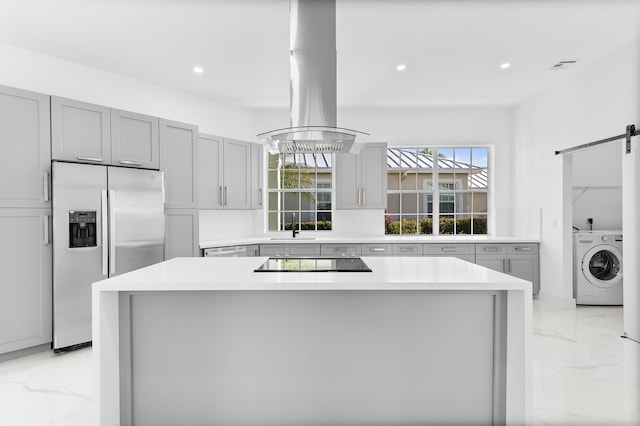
[93,256,532,426]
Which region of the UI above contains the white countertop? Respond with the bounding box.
[93,256,531,292]
[200,235,540,249]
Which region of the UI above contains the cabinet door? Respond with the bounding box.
[360,143,387,209]
[165,209,199,259]
[0,209,52,355]
[251,143,264,209]
[51,96,111,164]
[290,244,321,256]
[475,255,506,273]
[0,85,51,208]
[198,134,223,209]
[160,119,198,208]
[259,244,290,256]
[335,152,359,209]
[508,256,540,294]
[111,109,159,169]
[223,138,251,209]
[320,244,361,256]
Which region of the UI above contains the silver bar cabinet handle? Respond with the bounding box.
[101,190,108,276]
[224,187,228,206]
[119,160,142,166]
[77,156,103,163]
[219,186,223,206]
[259,188,263,206]
[362,188,366,206]
[357,188,361,206]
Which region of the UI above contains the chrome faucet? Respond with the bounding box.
[292,212,299,238]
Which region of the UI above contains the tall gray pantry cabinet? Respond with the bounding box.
[0,85,52,356]
[161,119,200,258]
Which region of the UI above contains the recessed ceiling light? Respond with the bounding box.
[193,66,204,74]
[396,64,406,71]
[500,63,511,69]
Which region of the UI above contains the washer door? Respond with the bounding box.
[582,245,623,288]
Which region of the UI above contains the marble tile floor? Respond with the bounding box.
[0,299,638,426]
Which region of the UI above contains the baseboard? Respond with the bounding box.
[535,292,577,309]
[0,343,51,363]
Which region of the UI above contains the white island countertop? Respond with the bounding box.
[93,256,532,292]
[93,256,532,426]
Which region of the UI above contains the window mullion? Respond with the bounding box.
[432,148,440,236]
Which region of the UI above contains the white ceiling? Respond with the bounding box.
[1,0,639,110]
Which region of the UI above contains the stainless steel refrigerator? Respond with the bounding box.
[52,162,165,351]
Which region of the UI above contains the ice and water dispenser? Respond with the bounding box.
[68,211,97,248]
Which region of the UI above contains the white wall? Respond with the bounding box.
[572,142,622,231]
[512,39,640,305]
[0,43,254,139]
[253,106,516,236]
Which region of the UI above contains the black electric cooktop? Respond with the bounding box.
[254,257,372,272]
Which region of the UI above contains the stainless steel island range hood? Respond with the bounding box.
[258,0,368,154]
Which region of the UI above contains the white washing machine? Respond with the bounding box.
[573,231,623,305]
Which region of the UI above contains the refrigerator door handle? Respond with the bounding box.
[109,190,116,275]
[101,190,108,276]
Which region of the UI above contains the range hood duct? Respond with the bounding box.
[258,0,368,154]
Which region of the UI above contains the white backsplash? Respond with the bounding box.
[199,209,263,242]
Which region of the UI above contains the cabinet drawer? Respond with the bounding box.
[259,244,290,256]
[507,244,538,255]
[290,244,321,256]
[392,244,422,256]
[320,244,361,256]
[425,244,475,255]
[362,244,392,256]
[475,244,506,254]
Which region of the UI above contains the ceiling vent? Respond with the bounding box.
[550,59,579,71]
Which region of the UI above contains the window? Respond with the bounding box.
[267,152,333,231]
[386,147,489,235]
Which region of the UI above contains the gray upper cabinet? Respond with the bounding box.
[336,143,387,209]
[250,143,264,209]
[160,119,198,209]
[223,138,251,209]
[111,109,159,169]
[0,85,51,208]
[198,134,251,210]
[198,134,223,209]
[0,209,52,355]
[51,96,111,164]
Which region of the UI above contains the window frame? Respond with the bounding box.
[386,146,490,236]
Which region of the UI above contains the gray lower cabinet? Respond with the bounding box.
[475,244,539,294]
[0,85,51,209]
[290,244,321,256]
[51,96,111,164]
[423,244,475,262]
[165,209,199,259]
[259,244,290,257]
[160,119,198,209]
[321,244,362,256]
[0,209,52,355]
